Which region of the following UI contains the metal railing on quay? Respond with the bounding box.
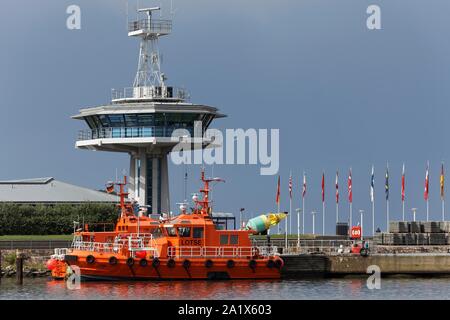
[0,240,73,250]
[251,239,373,255]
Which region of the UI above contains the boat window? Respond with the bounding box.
[151,227,163,238]
[230,235,238,245]
[166,227,177,237]
[193,227,204,239]
[177,227,191,237]
[220,235,229,245]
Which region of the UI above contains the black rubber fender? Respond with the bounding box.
[86,255,95,264]
[139,259,148,267]
[108,256,118,265]
[266,259,275,268]
[152,258,160,268]
[182,259,191,269]
[126,257,134,267]
[167,258,176,268]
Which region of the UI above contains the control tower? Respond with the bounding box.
[73,7,225,214]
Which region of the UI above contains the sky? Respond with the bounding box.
[1,0,450,235]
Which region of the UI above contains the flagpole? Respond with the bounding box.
[336,171,339,223]
[349,202,352,228]
[441,162,445,222]
[289,197,292,235]
[277,202,281,234]
[296,208,300,247]
[302,197,305,234]
[387,199,389,232]
[290,204,292,235]
[426,161,429,222]
[372,200,375,236]
[336,202,339,224]
[401,163,405,222]
[322,201,325,236]
[322,172,325,236]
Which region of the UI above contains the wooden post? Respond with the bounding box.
[16,251,24,285]
[0,249,2,284]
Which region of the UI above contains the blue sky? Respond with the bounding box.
[1,0,450,235]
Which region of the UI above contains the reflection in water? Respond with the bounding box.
[0,277,449,300]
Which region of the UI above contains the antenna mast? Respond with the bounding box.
[128,6,172,92]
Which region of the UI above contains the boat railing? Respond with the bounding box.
[127,233,159,258]
[51,248,68,261]
[167,246,279,259]
[71,241,123,253]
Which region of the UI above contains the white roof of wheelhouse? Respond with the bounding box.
[0,178,119,204]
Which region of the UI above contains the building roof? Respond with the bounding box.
[211,212,235,219]
[0,178,119,204]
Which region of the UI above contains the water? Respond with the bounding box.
[0,277,449,300]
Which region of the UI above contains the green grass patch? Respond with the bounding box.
[0,235,73,241]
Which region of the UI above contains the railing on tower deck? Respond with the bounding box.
[128,19,172,35]
[111,86,190,101]
[167,246,279,259]
[77,126,195,141]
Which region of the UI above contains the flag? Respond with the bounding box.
[321,172,325,202]
[441,162,445,200]
[302,172,306,198]
[335,171,339,204]
[370,165,375,203]
[424,163,430,201]
[385,166,389,201]
[276,176,281,204]
[289,173,293,199]
[348,169,352,203]
[401,163,405,202]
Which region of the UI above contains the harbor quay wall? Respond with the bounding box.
[1,249,53,271]
[281,253,450,276]
[327,254,450,275]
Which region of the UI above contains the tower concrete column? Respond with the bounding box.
[129,148,170,215]
[151,156,159,214]
[129,154,136,200]
[160,154,170,215]
[138,148,147,207]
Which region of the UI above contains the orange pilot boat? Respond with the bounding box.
[60,171,284,280]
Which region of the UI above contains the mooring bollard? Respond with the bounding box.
[16,251,24,285]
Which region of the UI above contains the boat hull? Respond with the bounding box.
[66,253,282,280]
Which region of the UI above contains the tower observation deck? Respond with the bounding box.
[72,7,226,214]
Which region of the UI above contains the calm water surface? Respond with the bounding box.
[0,277,449,300]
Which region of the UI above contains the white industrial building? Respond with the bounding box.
[0,178,119,205]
